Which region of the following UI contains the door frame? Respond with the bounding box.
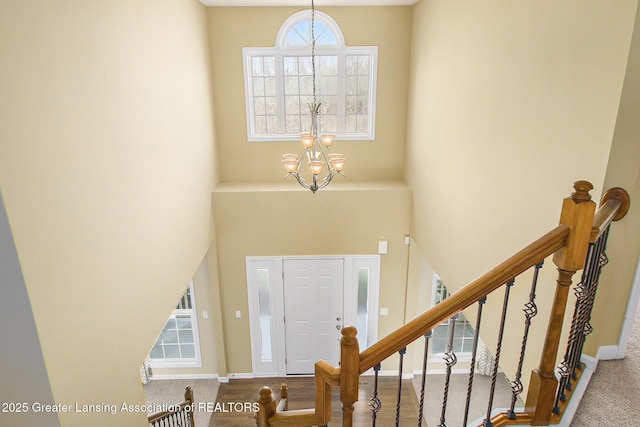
[246,255,380,377]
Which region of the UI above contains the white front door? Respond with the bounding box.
[283,259,344,374]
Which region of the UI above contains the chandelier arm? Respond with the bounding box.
[289,172,313,190]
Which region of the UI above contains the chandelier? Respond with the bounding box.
[281,0,346,193]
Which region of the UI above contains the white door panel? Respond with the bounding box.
[284,259,343,374]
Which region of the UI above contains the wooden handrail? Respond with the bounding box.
[591,187,630,242]
[256,182,630,427]
[359,224,569,373]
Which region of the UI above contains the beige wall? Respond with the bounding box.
[0,1,216,425]
[207,6,412,183]
[406,0,637,289]
[586,1,640,354]
[405,0,639,398]
[212,183,412,373]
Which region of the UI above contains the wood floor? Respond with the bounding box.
[209,376,420,427]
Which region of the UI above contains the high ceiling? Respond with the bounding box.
[199,0,417,6]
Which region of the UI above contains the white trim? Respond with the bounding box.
[276,10,345,47]
[245,260,281,376]
[149,373,219,381]
[147,281,203,369]
[580,353,598,371]
[596,344,619,360]
[242,9,377,142]
[377,370,414,379]
[227,373,254,379]
[617,254,640,357]
[246,255,380,377]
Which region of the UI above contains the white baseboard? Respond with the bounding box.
[226,373,254,379]
[554,366,594,427]
[378,370,414,379]
[597,345,619,360]
[580,353,598,371]
[149,373,219,381]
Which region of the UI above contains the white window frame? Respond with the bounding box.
[246,255,380,376]
[242,10,378,142]
[147,281,202,368]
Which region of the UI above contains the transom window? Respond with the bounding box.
[242,10,378,142]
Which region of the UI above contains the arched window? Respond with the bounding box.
[243,10,377,142]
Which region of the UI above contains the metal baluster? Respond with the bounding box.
[369,363,382,427]
[463,298,486,427]
[438,314,458,427]
[418,332,432,427]
[568,239,602,385]
[508,262,544,419]
[396,347,407,427]
[570,228,609,374]
[554,229,610,413]
[483,280,515,427]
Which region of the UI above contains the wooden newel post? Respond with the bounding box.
[340,325,360,427]
[256,386,277,427]
[525,181,596,425]
[184,386,195,427]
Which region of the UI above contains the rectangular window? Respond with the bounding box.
[148,282,201,368]
[431,274,475,356]
[257,268,273,362]
[243,47,377,142]
[356,267,370,350]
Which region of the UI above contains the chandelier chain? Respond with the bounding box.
[311,0,316,105]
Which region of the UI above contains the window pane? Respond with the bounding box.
[252,57,264,76]
[432,338,447,354]
[356,267,369,349]
[164,318,176,330]
[180,344,195,358]
[178,330,194,343]
[150,345,164,359]
[257,269,272,361]
[163,345,180,358]
[264,77,276,96]
[285,76,299,94]
[298,57,313,75]
[176,316,192,329]
[161,329,178,344]
[263,57,275,76]
[463,339,474,353]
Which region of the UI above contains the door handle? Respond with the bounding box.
[336,325,342,330]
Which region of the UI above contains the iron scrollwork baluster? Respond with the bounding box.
[508,261,544,419]
[396,347,407,427]
[418,332,432,427]
[369,363,382,426]
[463,297,486,427]
[438,314,458,427]
[484,279,515,427]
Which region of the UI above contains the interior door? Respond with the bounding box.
[283,258,344,374]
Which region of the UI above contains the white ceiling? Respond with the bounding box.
[199,0,417,6]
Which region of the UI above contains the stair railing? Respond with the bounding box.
[147,386,195,427]
[255,181,630,427]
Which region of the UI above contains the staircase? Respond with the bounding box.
[255,181,631,427]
